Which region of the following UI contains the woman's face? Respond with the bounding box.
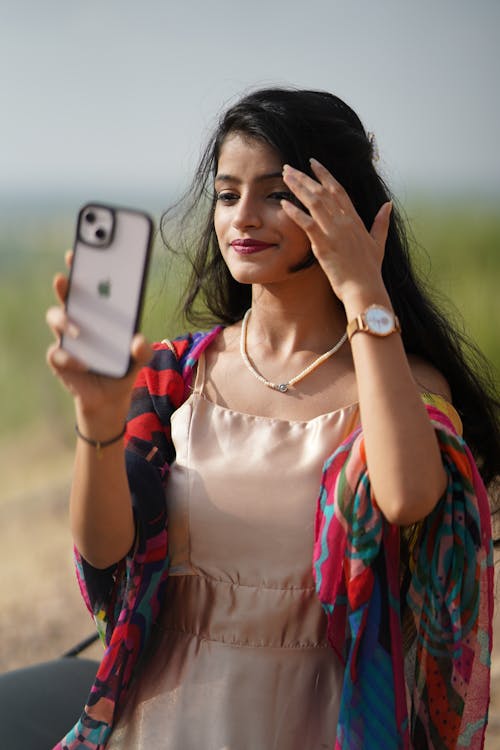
[213,133,311,286]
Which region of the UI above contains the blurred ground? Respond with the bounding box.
[0,430,103,669]
[1,430,499,747]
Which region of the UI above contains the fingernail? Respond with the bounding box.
[67,322,80,338]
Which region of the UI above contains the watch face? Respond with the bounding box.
[365,305,394,335]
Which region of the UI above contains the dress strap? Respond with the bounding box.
[192,351,207,395]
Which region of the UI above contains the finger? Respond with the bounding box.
[121,334,153,384]
[309,158,352,210]
[130,333,153,369]
[46,343,59,375]
[284,161,348,212]
[46,342,87,374]
[282,164,330,209]
[46,305,79,339]
[280,197,340,264]
[370,201,392,249]
[280,198,317,235]
[53,272,69,304]
[282,164,345,233]
[65,249,74,269]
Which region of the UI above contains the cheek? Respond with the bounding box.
[283,217,309,249]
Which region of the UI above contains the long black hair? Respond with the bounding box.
[161,87,500,498]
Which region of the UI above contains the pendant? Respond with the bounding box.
[277,383,289,393]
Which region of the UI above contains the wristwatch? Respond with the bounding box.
[346,304,401,340]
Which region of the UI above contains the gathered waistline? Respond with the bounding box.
[158,573,330,650]
[169,567,317,592]
[156,625,331,651]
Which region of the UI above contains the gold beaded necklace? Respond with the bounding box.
[239,309,347,393]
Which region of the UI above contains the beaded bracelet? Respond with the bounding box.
[75,423,126,459]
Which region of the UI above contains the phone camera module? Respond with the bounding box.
[79,205,114,249]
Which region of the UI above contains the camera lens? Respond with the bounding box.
[95,227,107,240]
[85,211,96,224]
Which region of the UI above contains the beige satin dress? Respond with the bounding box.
[108,353,360,749]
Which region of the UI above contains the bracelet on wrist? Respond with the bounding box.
[75,423,126,459]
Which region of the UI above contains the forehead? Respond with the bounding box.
[216,133,282,177]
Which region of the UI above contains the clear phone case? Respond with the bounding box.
[61,203,154,378]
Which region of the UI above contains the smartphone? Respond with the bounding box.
[61,203,154,378]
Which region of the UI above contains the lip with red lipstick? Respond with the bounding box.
[230,238,275,255]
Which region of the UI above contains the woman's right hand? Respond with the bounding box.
[46,251,153,432]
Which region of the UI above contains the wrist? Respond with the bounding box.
[75,422,126,457]
[75,401,130,441]
[346,304,401,341]
[341,281,392,320]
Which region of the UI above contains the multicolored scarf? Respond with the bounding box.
[314,405,494,749]
[54,329,494,749]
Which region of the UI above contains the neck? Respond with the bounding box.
[248,269,346,354]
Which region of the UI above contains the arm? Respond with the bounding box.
[47,264,153,568]
[69,342,185,568]
[70,390,141,569]
[343,288,447,524]
[282,161,447,525]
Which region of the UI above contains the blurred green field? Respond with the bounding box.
[0,214,184,444]
[0,199,499,445]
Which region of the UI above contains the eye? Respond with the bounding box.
[269,191,295,202]
[270,191,303,209]
[215,191,239,204]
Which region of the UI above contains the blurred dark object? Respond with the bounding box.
[0,635,99,750]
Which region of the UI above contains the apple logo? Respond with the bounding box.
[97,279,111,298]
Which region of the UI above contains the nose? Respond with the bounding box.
[231,194,262,230]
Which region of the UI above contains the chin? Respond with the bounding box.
[223,257,273,284]
[226,252,310,286]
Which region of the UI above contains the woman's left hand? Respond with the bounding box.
[281,158,392,302]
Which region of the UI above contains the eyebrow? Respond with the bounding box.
[214,171,284,185]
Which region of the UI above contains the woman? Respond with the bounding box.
[47,88,499,749]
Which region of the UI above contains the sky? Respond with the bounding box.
[1,0,499,210]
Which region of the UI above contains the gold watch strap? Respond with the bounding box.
[346,308,401,340]
[346,315,366,340]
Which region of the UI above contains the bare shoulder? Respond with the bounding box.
[407,355,452,401]
[207,323,240,354]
